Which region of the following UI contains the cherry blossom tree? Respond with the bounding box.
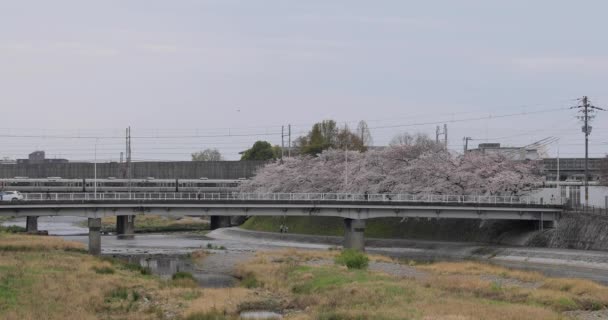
[241,142,542,196]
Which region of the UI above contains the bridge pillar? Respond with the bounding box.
[343,218,366,251]
[25,216,38,233]
[116,215,135,239]
[210,216,231,230]
[88,218,102,256]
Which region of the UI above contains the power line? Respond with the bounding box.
[366,107,570,130]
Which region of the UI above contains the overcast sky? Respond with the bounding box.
[1,0,607,161]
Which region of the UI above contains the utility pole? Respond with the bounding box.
[436,124,448,149]
[572,96,605,207]
[281,125,285,161]
[444,123,448,149]
[463,137,472,153]
[436,126,440,143]
[288,124,291,158]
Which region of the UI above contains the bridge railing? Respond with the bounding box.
[17,192,562,205]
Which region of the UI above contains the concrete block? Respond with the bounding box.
[26,216,38,232]
[344,218,366,251]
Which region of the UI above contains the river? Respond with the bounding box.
[4,216,608,286]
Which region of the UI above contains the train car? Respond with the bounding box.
[0,177,85,192]
[176,178,244,193]
[0,177,245,193]
[87,178,177,193]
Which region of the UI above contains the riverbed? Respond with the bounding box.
[4,216,608,285]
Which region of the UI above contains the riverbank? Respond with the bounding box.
[3,232,608,319]
[213,227,608,284]
[243,213,608,251]
[241,216,540,245]
[93,215,210,234]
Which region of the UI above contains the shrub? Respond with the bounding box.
[0,225,26,233]
[237,299,281,312]
[92,266,115,274]
[185,310,230,320]
[241,273,259,288]
[107,287,129,300]
[334,249,369,270]
[121,262,152,275]
[173,271,195,280]
[171,271,198,288]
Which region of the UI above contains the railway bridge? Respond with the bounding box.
[0,192,563,254]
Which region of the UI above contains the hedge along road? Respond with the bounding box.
[4,216,608,285]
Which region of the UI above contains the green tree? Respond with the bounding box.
[296,120,366,155]
[241,141,279,160]
[191,148,223,161]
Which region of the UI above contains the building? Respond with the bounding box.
[541,158,603,182]
[468,143,540,161]
[16,151,69,165]
[28,151,45,164]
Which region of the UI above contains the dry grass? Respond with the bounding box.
[184,288,254,316]
[0,233,263,320]
[233,250,608,320]
[418,261,544,282]
[3,234,608,320]
[0,233,85,251]
[190,250,209,266]
[0,233,192,320]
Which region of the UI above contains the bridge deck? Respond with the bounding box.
[0,193,562,221]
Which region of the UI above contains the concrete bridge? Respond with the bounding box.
[0,192,563,254]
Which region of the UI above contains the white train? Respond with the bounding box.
[0,177,245,193]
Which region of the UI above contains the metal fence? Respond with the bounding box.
[16,192,557,205]
[567,204,608,216]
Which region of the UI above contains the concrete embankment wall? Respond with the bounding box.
[0,161,266,179]
[529,212,608,251]
[243,214,608,251]
[241,216,539,246]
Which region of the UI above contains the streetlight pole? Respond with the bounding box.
[94,138,98,199]
[556,139,561,204]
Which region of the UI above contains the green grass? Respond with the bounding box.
[0,225,25,233]
[79,215,210,234]
[92,266,115,274]
[106,287,129,300]
[242,216,344,236]
[0,216,15,223]
[241,273,259,288]
[99,257,152,275]
[334,249,370,270]
[290,265,387,294]
[0,266,20,311]
[241,216,532,242]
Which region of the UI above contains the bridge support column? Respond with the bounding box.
[343,218,366,251]
[25,216,38,233]
[88,218,102,256]
[116,215,135,239]
[210,216,231,230]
